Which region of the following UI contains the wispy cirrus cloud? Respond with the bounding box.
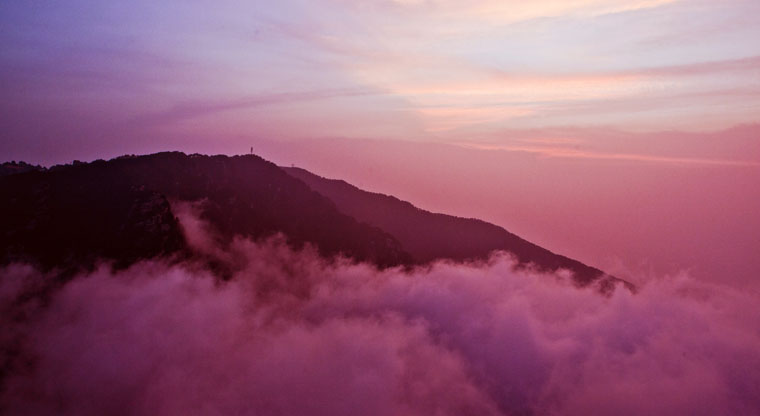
[377,54,760,133]
[126,88,383,127]
[456,143,760,167]
[352,0,679,24]
[455,123,760,167]
[1,0,759,160]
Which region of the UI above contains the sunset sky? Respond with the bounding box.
[1,0,759,286]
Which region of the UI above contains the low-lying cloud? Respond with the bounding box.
[1,211,759,415]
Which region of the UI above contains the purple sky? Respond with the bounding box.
[1,0,759,287]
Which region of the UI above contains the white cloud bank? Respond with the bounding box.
[1,217,759,416]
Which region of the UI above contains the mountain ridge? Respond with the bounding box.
[0,152,411,277]
[1,152,630,291]
[283,166,630,291]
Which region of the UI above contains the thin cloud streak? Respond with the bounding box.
[455,144,760,167]
[371,54,760,133]
[2,0,759,144]
[483,55,760,84]
[126,88,384,127]
[372,0,679,24]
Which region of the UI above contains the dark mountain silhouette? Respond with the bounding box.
[0,152,410,277]
[0,161,44,177]
[1,151,627,291]
[284,167,628,290]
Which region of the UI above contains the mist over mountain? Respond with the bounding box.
[2,0,759,412]
[2,212,759,415]
[1,152,759,415]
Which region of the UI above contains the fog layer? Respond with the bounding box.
[1,211,759,415]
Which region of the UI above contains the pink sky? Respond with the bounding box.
[1,0,759,287]
[244,130,760,289]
